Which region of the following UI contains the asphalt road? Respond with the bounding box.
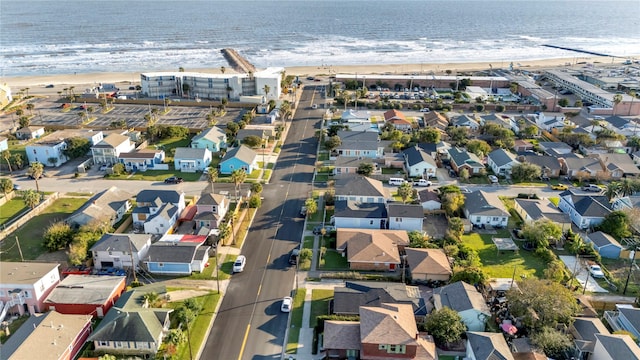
[200,85,323,360]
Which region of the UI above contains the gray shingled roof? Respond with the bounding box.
[431,281,490,314]
[146,203,178,222]
[91,233,152,252]
[619,307,640,332]
[136,189,182,204]
[465,191,509,217]
[519,154,562,171]
[334,175,389,199]
[572,317,609,343]
[323,321,361,350]
[196,193,225,206]
[403,146,436,167]
[488,148,518,167]
[191,126,226,143]
[334,200,387,219]
[594,334,640,360]
[448,147,483,168]
[466,332,514,360]
[93,133,130,148]
[68,186,131,226]
[45,275,125,305]
[604,115,629,129]
[145,242,204,263]
[174,147,209,159]
[571,195,612,217]
[586,231,622,249]
[333,281,426,316]
[387,203,424,218]
[336,130,380,151]
[221,145,257,165]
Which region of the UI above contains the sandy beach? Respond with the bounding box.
[1,55,633,94]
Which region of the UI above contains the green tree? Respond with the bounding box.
[242,135,263,148]
[250,182,262,194]
[448,217,465,241]
[324,135,342,152]
[22,189,42,209]
[605,182,621,201]
[19,116,30,128]
[531,326,573,359]
[112,163,125,175]
[263,84,271,98]
[438,185,462,195]
[441,192,465,217]
[357,163,374,176]
[522,218,562,249]
[424,307,467,346]
[543,259,568,282]
[466,139,492,158]
[2,150,12,173]
[248,194,261,208]
[397,182,414,203]
[165,328,187,346]
[613,94,623,115]
[63,137,92,159]
[304,198,318,218]
[597,211,631,239]
[416,128,441,143]
[558,98,569,107]
[28,162,44,192]
[446,126,469,145]
[511,162,542,182]
[0,178,13,196]
[450,266,487,285]
[522,125,538,138]
[408,231,429,248]
[507,279,581,329]
[203,167,218,193]
[12,153,24,169]
[230,169,247,201]
[618,178,638,197]
[142,291,163,308]
[459,168,470,182]
[225,122,239,137]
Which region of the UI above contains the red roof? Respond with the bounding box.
[179,235,207,243]
[179,205,197,221]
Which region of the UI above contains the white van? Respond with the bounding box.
[389,178,407,186]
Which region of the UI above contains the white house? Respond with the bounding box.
[418,189,441,211]
[0,262,60,317]
[557,191,612,229]
[333,200,387,230]
[90,233,153,271]
[591,334,640,360]
[334,175,391,204]
[387,204,423,232]
[487,148,519,177]
[26,129,104,167]
[534,112,568,131]
[132,190,186,234]
[403,146,437,178]
[174,147,212,173]
[335,131,385,158]
[431,282,490,332]
[92,133,136,165]
[464,191,510,228]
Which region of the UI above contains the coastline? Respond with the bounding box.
[1,55,634,92]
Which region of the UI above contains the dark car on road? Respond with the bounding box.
[164,176,184,184]
[288,248,300,265]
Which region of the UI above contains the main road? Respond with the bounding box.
[200,85,323,360]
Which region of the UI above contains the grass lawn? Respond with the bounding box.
[303,236,314,249]
[382,167,404,175]
[232,208,257,249]
[1,197,88,261]
[0,198,28,226]
[169,292,220,360]
[154,137,191,163]
[319,250,349,270]
[317,152,329,161]
[314,174,329,182]
[461,231,545,279]
[262,169,272,181]
[218,254,237,279]
[286,289,306,354]
[310,290,334,327]
[0,315,29,344]
[106,169,202,182]
[548,197,560,207]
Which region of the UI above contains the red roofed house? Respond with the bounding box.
[44,275,126,318]
[384,109,413,131]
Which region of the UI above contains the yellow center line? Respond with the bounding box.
[237,324,251,360]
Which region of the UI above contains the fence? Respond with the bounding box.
[0,192,60,242]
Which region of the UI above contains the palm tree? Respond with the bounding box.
[230,169,247,201]
[618,178,636,197]
[206,168,219,193]
[24,87,30,97]
[605,181,621,201]
[613,94,623,115]
[263,84,270,99]
[2,150,13,173]
[220,66,226,74]
[178,66,185,72]
[26,103,35,115]
[29,162,44,192]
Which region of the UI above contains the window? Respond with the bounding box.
[99,341,109,347]
[476,217,481,222]
[378,344,387,350]
[370,220,374,225]
[492,217,499,221]
[395,217,402,222]
[387,344,406,354]
[159,263,164,267]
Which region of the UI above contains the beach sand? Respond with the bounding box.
[0,55,630,94]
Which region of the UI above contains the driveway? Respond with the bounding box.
[559,255,608,293]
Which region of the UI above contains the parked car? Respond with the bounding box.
[99,164,109,171]
[323,225,336,233]
[13,184,20,191]
[311,104,318,109]
[488,175,499,184]
[45,84,54,88]
[281,296,293,312]
[300,206,307,217]
[288,249,300,265]
[588,264,605,278]
[312,225,324,235]
[582,184,602,192]
[233,255,247,273]
[164,176,184,184]
[413,179,432,187]
[419,108,430,112]
[551,184,568,190]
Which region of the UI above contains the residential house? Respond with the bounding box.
[585,231,624,259]
[87,285,173,357]
[0,311,92,360]
[66,186,132,229]
[0,262,60,317]
[417,189,441,211]
[466,331,515,360]
[612,196,640,212]
[480,113,517,133]
[448,147,485,175]
[15,125,44,140]
[538,141,573,156]
[336,130,386,158]
[332,156,379,176]
[144,237,210,275]
[132,189,186,230]
[418,141,452,159]
[513,139,534,153]
[517,154,562,178]
[387,203,424,232]
[570,317,610,360]
[405,248,452,282]
[632,150,640,165]
[334,200,388,230]
[602,115,640,137]
[535,112,567,131]
[44,275,126,318]
[487,148,519,177]
[384,109,413,131]
[464,191,510,228]
[219,145,258,175]
[174,147,212,173]
[118,148,166,172]
[90,233,153,271]
[143,202,180,235]
[25,129,104,167]
[561,156,606,179]
[596,153,640,179]
[430,281,491,332]
[403,146,437,178]
[236,129,267,146]
[513,198,572,230]
[341,109,371,123]
[336,228,409,271]
[450,114,480,131]
[323,303,437,360]
[423,111,450,132]
[0,136,8,152]
[332,281,427,320]
[558,191,612,229]
[334,175,391,204]
[591,334,640,360]
[194,192,228,231]
[604,305,640,341]
[92,133,135,165]
[190,126,227,152]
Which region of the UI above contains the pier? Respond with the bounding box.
[221,48,256,74]
[542,44,613,58]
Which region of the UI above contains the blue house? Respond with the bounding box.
[585,231,623,259]
[145,241,210,275]
[219,145,258,175]
[190,126,227,152]
[174,147,212,173]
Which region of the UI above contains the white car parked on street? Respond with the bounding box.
[233,255,246,273]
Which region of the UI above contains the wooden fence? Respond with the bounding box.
[0,192,60,242]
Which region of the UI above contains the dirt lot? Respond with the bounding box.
[423,213,448,239]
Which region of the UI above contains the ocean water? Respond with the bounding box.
[1,0,639,76]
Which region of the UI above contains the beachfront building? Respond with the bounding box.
[335,73,510,90]
[25,129,105,167]
[140,67,283,101]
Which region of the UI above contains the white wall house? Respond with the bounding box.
[26,130,104,167]
[90,234,153,271]
[464,191,510,228]
[487,148,519,177]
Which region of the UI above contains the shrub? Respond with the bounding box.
[248,195,261,208]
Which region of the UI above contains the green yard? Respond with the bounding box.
[310,290,334,327]
[106,169,203,182]
[0,198,28,226]
[461,231,545,279]
[169,292,220,360]
[319,250,349,270]
[0,196,89,261]
[154,137,191,163]
[286,289,306,354]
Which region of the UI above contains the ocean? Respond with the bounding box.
[1,0,639,77]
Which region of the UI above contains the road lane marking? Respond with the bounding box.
[257,284,262,296]
[237,324,251,360]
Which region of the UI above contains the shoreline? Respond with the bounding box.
[1,55,636,91]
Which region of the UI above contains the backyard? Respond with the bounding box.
[0,197,28,226]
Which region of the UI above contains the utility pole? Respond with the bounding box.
[215,243,220,294]
[623,247,638,295]
[15,236,24,262]
[128,237,138,284]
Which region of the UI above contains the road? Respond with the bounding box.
[200,85,322,360]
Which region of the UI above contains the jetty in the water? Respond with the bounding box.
[221,48,256,74]
[542,44,613,58]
